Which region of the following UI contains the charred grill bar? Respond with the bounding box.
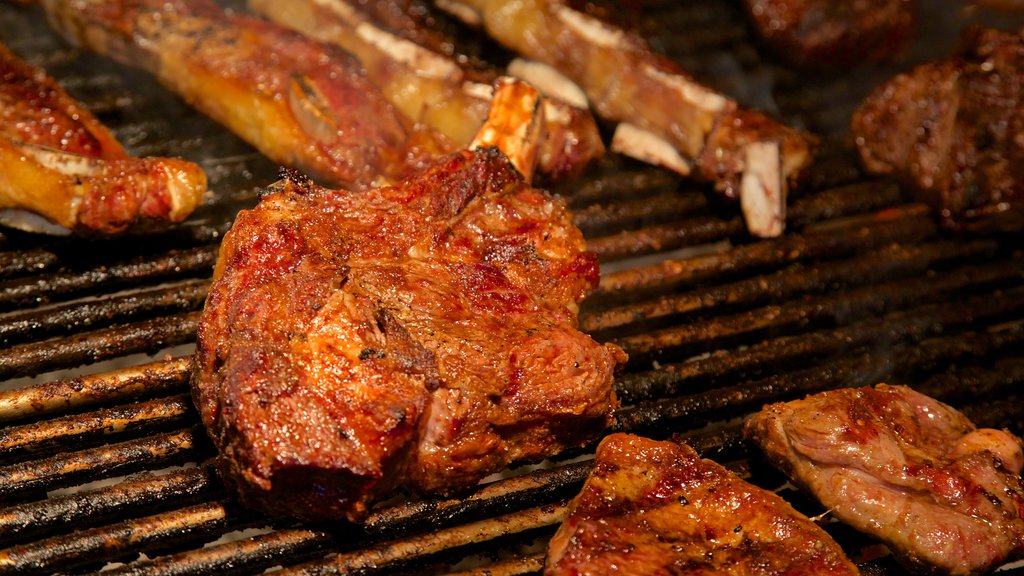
[1,0,1023,575]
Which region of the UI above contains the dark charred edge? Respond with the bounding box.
[0,393,195,461]
[0,245,218,312]
[784,180,904,230]
[571,190,709,237]
[279,504,567,576]
[0,311,200,381]
[0,427,204,503]
[445,552,545,575]
[613,294,1024,406]
[614,318,1024,436]
[612,259,1024,368]
[0,279,209,347]
[582,238,999,336]
[0,356,191,424]
[0,462,222,547]
[0,500,251,576]
[562,166,682,209]
[587,209,937,307]
[586,215,745,262]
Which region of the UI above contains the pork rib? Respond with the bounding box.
[436,0,816,237]
[546,433,860,575]
[0,41,205,236]
[745,384,1024,575]
[40,0,450,189]
[192,79,624,521]
[249,0,605,180]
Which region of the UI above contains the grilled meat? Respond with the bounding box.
[744,0,914,67]
[744,384,1024,575]
[546,433,860,576]
[40,0,448,189]
[436,0,816,237]
[0,41,205,236]
[250,0,605,180]
[852,26,1024,231]
[192,79,624,522]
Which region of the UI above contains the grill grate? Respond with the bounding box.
[2,1,1024,575]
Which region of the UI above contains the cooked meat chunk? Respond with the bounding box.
[546,433,860,576]
[436,0,816,237]
[0,41,205,236]
[193,80,624,522]
[744,0,914,67]
[745,384,1024,575]
[852,26,1024,231]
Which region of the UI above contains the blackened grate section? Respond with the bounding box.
[1,1,1023,575]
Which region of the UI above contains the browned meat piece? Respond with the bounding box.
[743,0,914,67]
[41,0,447,189]
[0,41,205,236]
[745,384,1024,575]
[436,0,816,237]
[192,80,625,522]
[546,433,860,576]
[852,26,1024,231]
[249,0,605,180]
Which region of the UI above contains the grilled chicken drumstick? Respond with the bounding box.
[745,384,1024,575]
[250,0,605,180]
[40,0,448,189]
[546,434,860,576]
[436,0,816,237]
[0,42,205,236]
[193,79,625,522]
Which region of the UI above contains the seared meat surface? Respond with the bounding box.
[852,26,1024,231]
[745,384,1024,575]
[546,433,860,575]
[744,0,914,67]
[0,41,205,236]
[193,81,623,521]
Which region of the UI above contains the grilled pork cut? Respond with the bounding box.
[435,0,816,237]
[250,0,605,180]
[0,42,205,236]
[40,0,449,189]
[745,384,1024,575]
[743,0,914,67]
[193,80,624,521]
[852,26,1024,231]
[546,433,860,576]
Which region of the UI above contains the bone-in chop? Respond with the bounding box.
[435,0,816,238]
[546,433,861,575]
[0,41,205,236]
[745,384,1024,575]
[192,79,625,521]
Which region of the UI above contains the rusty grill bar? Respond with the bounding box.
[1,1,1024,575]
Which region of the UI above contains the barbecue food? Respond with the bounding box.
[545,433,860,575]
[40,0,448,189]
[436,0,816,237]
[192,79,624,522]
[745,384,1024,575]
[852,26,1024,231]
[250,0,605,180]
[743,0,914,67]
[0,42,205,236]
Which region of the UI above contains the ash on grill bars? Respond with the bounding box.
[2,0,1024,575]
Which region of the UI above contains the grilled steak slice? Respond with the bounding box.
[852,26,1024,231]
[41,0,449,188]
[744,0,914,67]
[546,433,860,575]
[193,80,624,522]
[0,41,205,236]
[436,0,816,237]
[250,0,605,180]
[745,384,1024,575]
